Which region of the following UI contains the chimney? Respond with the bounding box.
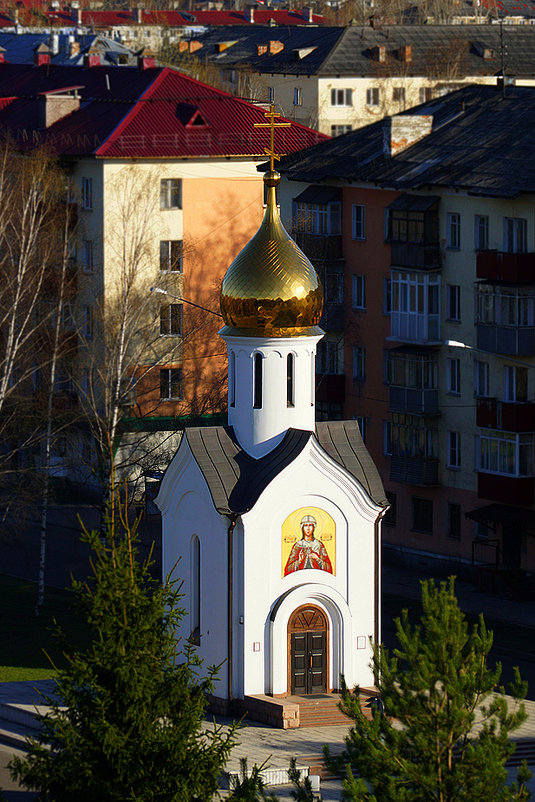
[0,47,6,64]
[383,114,433,158]
[372,44,386,62]
[137,51,155,69]
[269,39,283,54]
[134,6,143,23]
[83,48,101,68]
[71,2,82,25]
[34,43,51,67]
[399,44,411,62]
[302,6,314,22]
[38,88,80,129]
[245,5,254,22]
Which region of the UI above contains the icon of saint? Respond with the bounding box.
[284,515,333,576]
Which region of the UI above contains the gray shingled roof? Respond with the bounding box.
[184,422,387,516]
[197,24,535,78]
[276,83,535,198]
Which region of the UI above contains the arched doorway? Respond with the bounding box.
[287,605,328,695]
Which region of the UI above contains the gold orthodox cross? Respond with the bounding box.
[254,103,291,171]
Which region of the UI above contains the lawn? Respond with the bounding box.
[0,575,89,682]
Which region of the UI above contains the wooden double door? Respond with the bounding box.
[288,605,327,695]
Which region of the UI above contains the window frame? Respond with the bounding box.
[81,176,93,210]
[447,502,461,540]
[293,87,302,106]
[352,204,366,241]
[352,274,366,311]
[159,367,183,400]
[411,496,433,534]
[81,239,93,274]
[365,87,380,107]
[446,212,461,250]
[446,284,461,322]
[446,357,461,395]
[447,430,461,469]
[330,88,353,106]
[474,214,489,250]
[160,178,182,210]
[159,303,183,336]
[352,345,366,381]
[159,239,183,273]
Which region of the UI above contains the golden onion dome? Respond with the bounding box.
[220,170,323,337]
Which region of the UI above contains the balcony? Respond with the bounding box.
[390,311,440,345]
[320,302,344,331]
[476,399,535,431]
[390,456,439,486]
[476,325,535,356]
[476,250,535,283]
[389,386,439,415]
[478,472,535,505]
[293,232,343,261]
[390,242,441,271]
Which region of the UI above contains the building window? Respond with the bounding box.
[384,491,397,527]
[352,204,366,240]
[81,176,92,210]
[390,271,440,343]
[190,535,200,645]
[478,429,534,477]
[446,358,460,395]
[446,284,461,322]
[160,367,182,400]
[419,87,433,103]
[268,86,274,102]
[474,360,489,397]
[383,278,391,314]
[331,88,353,106]
[352,275,366,310]
[504,217,527,253]
[447,431,461,468]
[83,305,93,339]
[81,240,93,273]
[294,201,341,235]
[355,415,366,441]
[446,213,461,249]
[287,353,295,408]
[353,345,366,381]
[160,178,182,210]
[330,125,352,137]
[366,87,380,106]
[476,285,535,327]
[504,365,528,402]
[392,87,406,103]
[159,240,183,272]
[293,87,302,106]
[474,214,489,250]
[159,303,182,336]
[316,400,343,421]
[253,352,263,408]
[383,420,392,456]
[411,496,433,534]
[391,413,437,459]
[317,340,340,374]
[447,502,461,540]
[325,272,343,304]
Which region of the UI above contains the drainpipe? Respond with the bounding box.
[373,508,387,686]
[226,513,239,705]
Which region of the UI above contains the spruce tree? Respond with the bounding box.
[10,496,237,801]
[327,577,531,802]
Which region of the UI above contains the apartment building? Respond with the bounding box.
[0,58,324,485]
[198,24,535,135]
[277,83,535,581]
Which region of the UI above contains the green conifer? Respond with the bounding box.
[327,577,531,802]
[10,496,237,801]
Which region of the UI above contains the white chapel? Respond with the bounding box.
[156,158,388,725]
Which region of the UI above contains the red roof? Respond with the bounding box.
[0,5,324,28]
[0,63,327,159]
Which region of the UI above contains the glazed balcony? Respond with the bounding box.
[293,231,343,261]
[477,472,535,505]
[476,250,535,283]
[390,456,439,486]
[390,241,441,271]
[389,386,439,415]
[476,325,535,356]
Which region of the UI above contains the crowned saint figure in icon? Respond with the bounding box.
[283,515,333,576]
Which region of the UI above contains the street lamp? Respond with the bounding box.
[444,339,535,370]
[150,286,222,318]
